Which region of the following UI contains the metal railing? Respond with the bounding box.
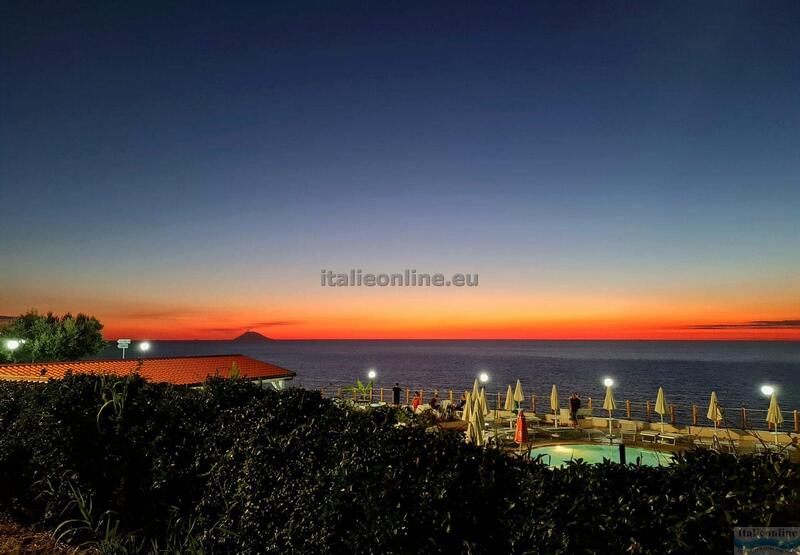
[290,381,800,434]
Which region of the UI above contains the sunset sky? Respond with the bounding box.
[2,2,799,340]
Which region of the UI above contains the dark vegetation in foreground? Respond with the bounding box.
[0,311,105,363]
[0,375,798,554]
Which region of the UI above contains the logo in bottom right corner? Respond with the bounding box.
[734,528,800,554]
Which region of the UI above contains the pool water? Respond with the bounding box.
[531,443,674,467]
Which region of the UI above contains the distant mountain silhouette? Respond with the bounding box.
[232,331,273,342]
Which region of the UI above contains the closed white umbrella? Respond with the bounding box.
[550,384,559,428]
[472,378,480,399]
[466,420,476,444]
[504,385,514,411]
[603,386,616,437]
[471,397,485,446]
[766,393,784,445]
[707,391,723,437]
[479,387,489,416]
[654,386,667,433]
[462,391,472,422]
[477,398,486,445]
[513,379,525,408]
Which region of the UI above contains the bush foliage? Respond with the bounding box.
[0,375,797,554]
[0,311,106,363]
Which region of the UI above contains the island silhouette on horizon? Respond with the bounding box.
[231,331,273,342]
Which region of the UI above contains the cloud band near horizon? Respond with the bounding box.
[684,320,800,330]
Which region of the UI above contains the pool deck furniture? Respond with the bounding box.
[657,433,682,446]
[621,430,638,442]
[639,431,659,443]
[618,419,643,443]
[584,428,607,441]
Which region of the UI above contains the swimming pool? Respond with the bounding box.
[531,443,674,467]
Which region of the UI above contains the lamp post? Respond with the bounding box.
[479,372,489,383]
[365,369,377,403]
[603,377,615,438]
[4,339,22,363]
[139,341,151,353]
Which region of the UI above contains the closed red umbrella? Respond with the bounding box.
[515,409,529,445]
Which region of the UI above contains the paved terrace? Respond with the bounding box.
[311,383,800,455]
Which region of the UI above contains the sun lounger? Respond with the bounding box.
[621,430,638,442]
[617,420,643,442]
[583,428,607,441]
[657,433,683,446]
[639,431,659,443]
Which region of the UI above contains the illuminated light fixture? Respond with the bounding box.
[479,372,490,383]
[5,339,20,351]
[603,377,614,387]
[139,341,151,352]
[760,384,775,396]
[367,369,377,380]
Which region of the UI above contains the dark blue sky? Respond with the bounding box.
[1,1,799,338]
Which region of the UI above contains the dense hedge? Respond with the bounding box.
[0,375,798,554]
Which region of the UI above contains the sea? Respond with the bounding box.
[97,340,800,416]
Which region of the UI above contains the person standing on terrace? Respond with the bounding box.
[392,382,402,406]
[569,392,581,428]
[412,391,422,411]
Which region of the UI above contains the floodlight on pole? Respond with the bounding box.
[367,369,377,380]
[760,384,775,396]
[139,341,151,352]
[479,372,490,383]
[603,377,614,387]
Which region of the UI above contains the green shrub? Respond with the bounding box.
[0,311,106,363]
[0,376,797,554]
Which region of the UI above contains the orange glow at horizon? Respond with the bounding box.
[6,280,800,341]
[99,312,800,341]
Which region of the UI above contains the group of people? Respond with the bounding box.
[394,384,464,418]
[393,383,584,428]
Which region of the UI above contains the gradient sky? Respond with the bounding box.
[1,1,799,340]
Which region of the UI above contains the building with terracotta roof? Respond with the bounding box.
[0,354,295,388]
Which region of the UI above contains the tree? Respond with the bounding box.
[0,311,106,363]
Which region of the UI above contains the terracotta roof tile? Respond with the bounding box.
[0,354,295,386]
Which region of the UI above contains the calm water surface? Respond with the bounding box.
[98,340,800,413]
[530,443,674,467]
